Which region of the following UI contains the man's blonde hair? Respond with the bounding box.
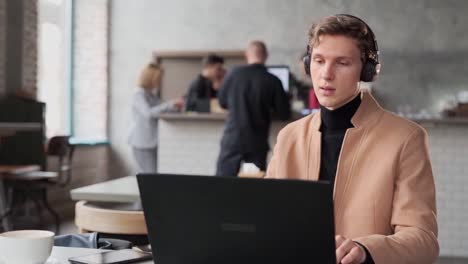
[247,40,268,59]
[308,15,376,63]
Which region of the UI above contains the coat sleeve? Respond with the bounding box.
[354,127,439,264]
[133,93,174,119]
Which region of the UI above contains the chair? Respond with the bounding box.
[238,171,265,178]
[15,136,75,186]
[75,200,149,246]
[75,200,147,235]
[1,136,75,233]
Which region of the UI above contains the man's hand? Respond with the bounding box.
[171,98,185,111]
[335,235,366,264]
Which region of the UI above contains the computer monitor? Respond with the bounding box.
[267,65,290,92]
[137,173,336,264]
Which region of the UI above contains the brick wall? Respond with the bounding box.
[428,124,468,256]
[22,0,37,90]
[0,0,37,96]
[73,0,108,141]
[0,0,6,96]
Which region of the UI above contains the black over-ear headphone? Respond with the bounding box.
[303,14,380,82]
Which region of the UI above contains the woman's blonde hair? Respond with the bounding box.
[138,63,163,90]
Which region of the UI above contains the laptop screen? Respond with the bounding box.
[137,173,336,264]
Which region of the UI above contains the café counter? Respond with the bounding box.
[156,113,468,176]
[156,112,289,175]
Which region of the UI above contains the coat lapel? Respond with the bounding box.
[307,113,321,181]
[333,127,366,225]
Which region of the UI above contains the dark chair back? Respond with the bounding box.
[47,136,75,187]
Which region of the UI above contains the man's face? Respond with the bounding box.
[309,35,363,110]
[207,63,224,80]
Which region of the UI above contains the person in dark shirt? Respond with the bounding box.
[216,41,290,177]
[185,54,225,112]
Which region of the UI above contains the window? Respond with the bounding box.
[38,0,108,143]
[38,0,71,138]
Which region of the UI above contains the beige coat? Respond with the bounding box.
[266,92,438,264]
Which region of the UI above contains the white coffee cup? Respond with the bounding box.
[0,230,55,264]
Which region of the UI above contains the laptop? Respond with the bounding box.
[137,173,336,264]
[194,98,211,112]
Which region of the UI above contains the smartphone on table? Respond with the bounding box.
[68,249,152,264]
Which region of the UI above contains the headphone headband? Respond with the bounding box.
[335,14,379,64]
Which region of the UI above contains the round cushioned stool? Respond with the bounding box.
[75,200,147,235]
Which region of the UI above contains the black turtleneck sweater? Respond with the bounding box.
[318,94,375,264]
[319,94,361,186]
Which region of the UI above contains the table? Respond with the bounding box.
[35,246,468,264]
[0,165,42,174]
[0,122,42,137]
[70,176,147,234]
[0,122,42,131]
[0,165,41,231]
[70,176,140,203]
[70,174,256,203]
[47,246,153,264]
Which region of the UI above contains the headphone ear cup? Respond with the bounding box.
[360,60,377,82]
[303,55,311,76]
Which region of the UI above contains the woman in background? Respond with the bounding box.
[128,60,184,173]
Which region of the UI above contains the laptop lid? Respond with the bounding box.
[137,173,336,264]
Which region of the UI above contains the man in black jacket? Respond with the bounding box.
[185,54,225,112]
[216,41,290,177]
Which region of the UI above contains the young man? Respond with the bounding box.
[266,15,438,264]
[185,54,225,112]
[216,41,290,177]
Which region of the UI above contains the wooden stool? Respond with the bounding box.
[238,171,266,178]
[75,200,147,235]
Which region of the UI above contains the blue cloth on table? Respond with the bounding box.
[54,232,132,250]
